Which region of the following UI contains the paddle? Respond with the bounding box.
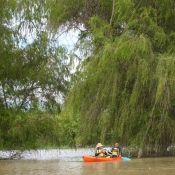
[122,157,131,161]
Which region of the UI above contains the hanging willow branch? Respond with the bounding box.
[135,0,144,11]
[110,0,115,25]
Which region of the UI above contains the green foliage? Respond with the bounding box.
[0,109,60,150]
[47,0,113,31]
[0,1,70,111]
[0,0,71,150]
[1,0,175,156]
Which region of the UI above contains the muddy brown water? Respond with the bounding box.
[0,149,175,175]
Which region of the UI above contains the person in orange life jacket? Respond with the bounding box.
[110,141,122,158]
[95,143,108,157]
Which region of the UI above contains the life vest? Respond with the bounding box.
[95,149,106,157]
[112,147,120,156]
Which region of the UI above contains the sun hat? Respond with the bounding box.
[96,143,104,148]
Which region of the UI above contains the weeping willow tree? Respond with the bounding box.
[56,0,175,156]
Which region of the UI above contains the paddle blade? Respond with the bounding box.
[122,157,131,161]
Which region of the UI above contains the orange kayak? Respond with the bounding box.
[83,156,123,162]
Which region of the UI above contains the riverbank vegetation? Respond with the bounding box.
[1,0,175,157]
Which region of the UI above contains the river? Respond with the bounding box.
[0,149,175,175]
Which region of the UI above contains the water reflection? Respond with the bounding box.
[81,157,175,175]
[83,161,122,175]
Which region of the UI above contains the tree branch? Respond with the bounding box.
[110,0,116,25]
[136,0,144,11]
